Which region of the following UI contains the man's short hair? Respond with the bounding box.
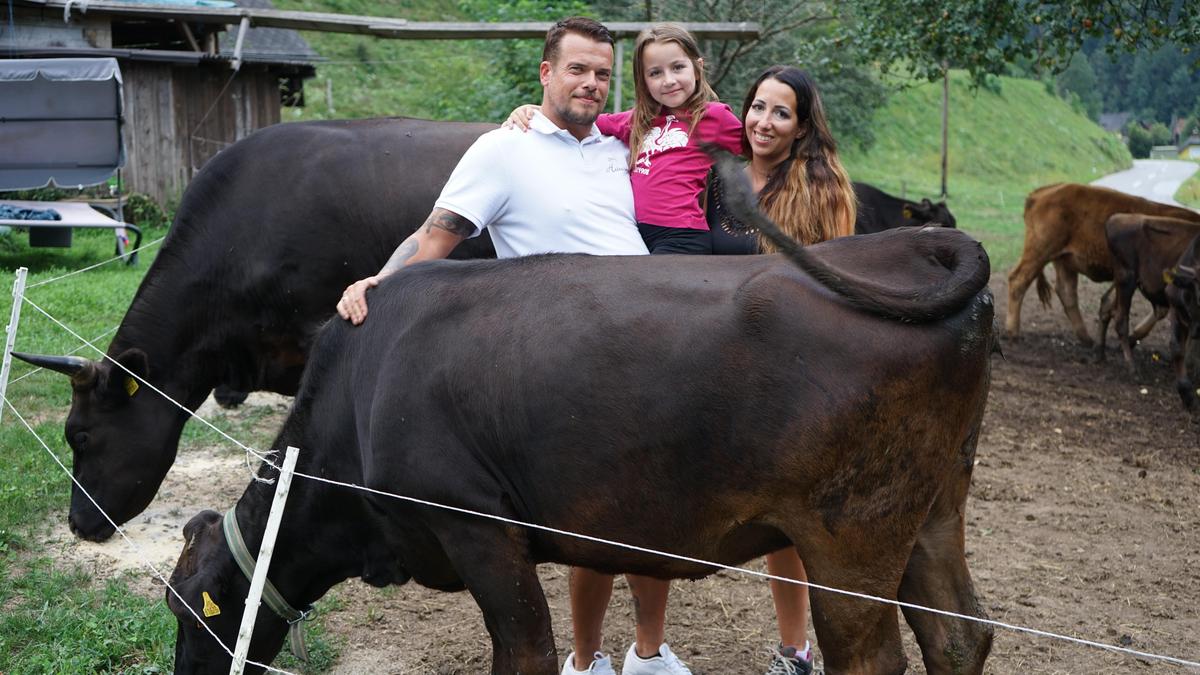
[542,17,614,64]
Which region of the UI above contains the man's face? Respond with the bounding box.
[540,33,613,130]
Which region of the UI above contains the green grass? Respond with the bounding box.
[0,226,338,673]
[1177,165,1200,209]
[0,562,174,673]
[841,72,1133,269]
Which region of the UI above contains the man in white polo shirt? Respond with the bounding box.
[336,16,691,675]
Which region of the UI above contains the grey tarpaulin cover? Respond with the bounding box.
[0,58,125,190]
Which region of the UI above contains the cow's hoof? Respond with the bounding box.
[1077,337,1095,349]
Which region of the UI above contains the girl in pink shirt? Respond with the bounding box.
[507,23,743,254]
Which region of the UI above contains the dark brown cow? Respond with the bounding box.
[1165,235,1200,411]
[1005,183,1200,346]
[1099,214,1200,369]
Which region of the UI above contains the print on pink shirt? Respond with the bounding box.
[634,115,691,175]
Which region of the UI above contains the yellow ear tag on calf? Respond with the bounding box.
[202,591,221,617]
[124,377,139,397]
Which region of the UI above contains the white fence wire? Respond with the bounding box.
[4,268,1200,671]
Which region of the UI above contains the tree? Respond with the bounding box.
[843,1,1200,195]
[1055,53,1102,119]
[446,0,591,121]
[609,0,888,150]
[847,0,1200,86]
[1148,121,1173,147]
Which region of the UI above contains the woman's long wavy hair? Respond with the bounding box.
[627,23,719,171]
[741,65,856,249]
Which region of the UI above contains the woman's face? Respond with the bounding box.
[744,78,802,167]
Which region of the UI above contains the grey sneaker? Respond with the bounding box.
[765,645,813,675]
[562,651,617,675]
[620,642,693,675]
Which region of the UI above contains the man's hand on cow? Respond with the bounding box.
[337,276,381,325]
[501,105,540,132]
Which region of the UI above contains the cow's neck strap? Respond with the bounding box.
[222,507,312,662]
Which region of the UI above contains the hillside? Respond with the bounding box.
[841,72,1132,266]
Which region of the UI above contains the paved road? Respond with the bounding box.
[1090,159,1199,207]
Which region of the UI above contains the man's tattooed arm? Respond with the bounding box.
[378,238,420,275]
[422,207,476,238]
[378,208,474,275]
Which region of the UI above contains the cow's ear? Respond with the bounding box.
[105,348,149,400]
[168,510,225,615]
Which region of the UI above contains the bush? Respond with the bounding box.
[1148,121,1172,146]
[1127,124,1152,158]
[121,193,170,229]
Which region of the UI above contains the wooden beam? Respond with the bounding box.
[20,1,759,40]
[176,19,200,53]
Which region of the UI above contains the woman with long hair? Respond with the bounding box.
[710,65,856,255]
[708,65,857,675]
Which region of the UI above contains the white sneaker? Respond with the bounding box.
[620,643,693,675]
[562,651,617,675]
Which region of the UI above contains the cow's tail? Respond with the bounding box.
[1035,269,1053,308]
[714,154,989,323]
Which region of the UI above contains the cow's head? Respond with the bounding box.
[12,348,191,541]
[903,199,958,229]
[1168,261,1198,300]
[168,510,289,674]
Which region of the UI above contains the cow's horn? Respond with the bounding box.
[10,352,92,376]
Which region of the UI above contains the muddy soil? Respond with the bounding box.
[48,273,1199,674]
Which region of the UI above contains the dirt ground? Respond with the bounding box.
[46,271,1200,674]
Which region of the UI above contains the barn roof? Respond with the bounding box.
[217,0,320,66]
[8,0,321,69]
[1098,112,1132,133]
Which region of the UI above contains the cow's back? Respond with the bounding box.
[1106,214,1200,295]
[321,231,994,575]
[116,117,496,391]
[1022,183,1200,281]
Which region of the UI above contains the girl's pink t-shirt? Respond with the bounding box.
[596,101,743,230]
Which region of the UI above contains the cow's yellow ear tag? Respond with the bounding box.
[1163,268,1176,284]
[124,377,139,397]
[202,591,221,617]
[902,206,913,218]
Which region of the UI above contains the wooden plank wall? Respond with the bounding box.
[123,61,282,206]
[122,62,178,206]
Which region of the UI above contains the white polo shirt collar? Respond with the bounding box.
[529,110,603,145]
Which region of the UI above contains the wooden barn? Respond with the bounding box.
[2,0,320,205]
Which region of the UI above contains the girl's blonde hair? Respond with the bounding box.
[628,23,718,171]
[741,66,856,249]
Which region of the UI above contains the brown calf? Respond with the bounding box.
[1099,214,1200,369]
[1006,183,1200,346]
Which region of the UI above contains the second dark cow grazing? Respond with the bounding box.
[167,161,996,675]
[1165,235,1200,412]
[852,182,956,234]
[1099,214,1200,373]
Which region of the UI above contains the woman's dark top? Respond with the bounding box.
[705,169,760,255]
